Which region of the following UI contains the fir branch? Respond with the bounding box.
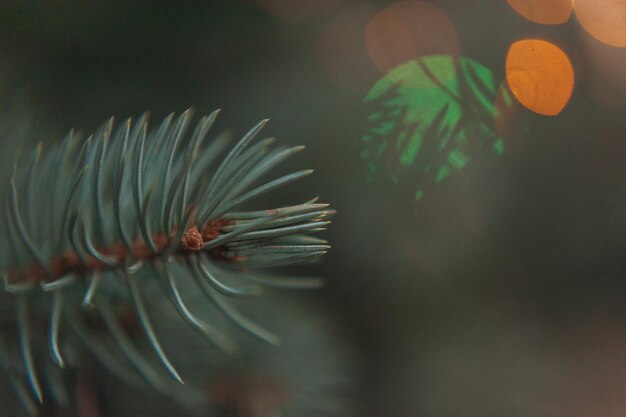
[0,109,333,413]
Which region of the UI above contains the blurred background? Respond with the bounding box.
[0,0,625,415]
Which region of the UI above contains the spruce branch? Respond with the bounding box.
[0,109,334,414]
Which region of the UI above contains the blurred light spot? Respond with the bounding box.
[573,0,626,47]
[506,0,573,24]
[255,0,344,22]
[315,5,379,92]
[365,1,460,73]
[362,56,507,201]
[506,39,574,116]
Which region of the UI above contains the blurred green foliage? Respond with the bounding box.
[363,56,510,200]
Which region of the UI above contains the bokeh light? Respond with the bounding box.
[506,0,573,25]
[315,5,378,92]
[506,39,574,116]
[573,0,626,48]
[362,56,506,201]
[255,0,344,22]
[365,1,460,73]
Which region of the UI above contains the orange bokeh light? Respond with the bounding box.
[365,1,459,73]
[506,0,572,25]
[505,39,574,116]
[573,0,626,48]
